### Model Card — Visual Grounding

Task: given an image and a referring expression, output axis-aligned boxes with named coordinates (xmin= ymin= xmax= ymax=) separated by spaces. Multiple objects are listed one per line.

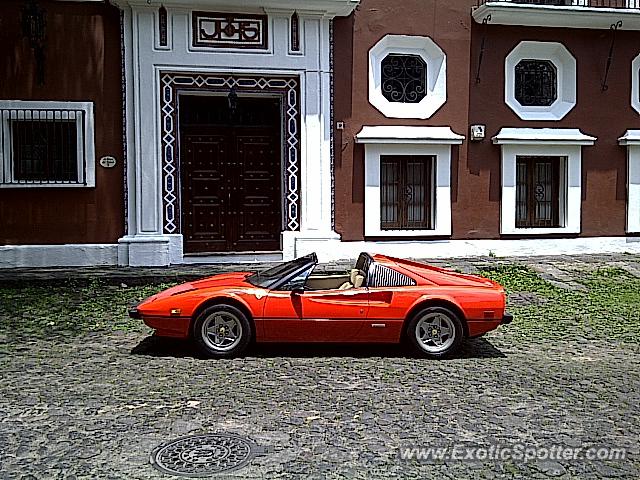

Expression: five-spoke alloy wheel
xmin=406 ymin=306 xmax=463 ymax=358
xmin=193 ymin=304 xmax=252 ymax=358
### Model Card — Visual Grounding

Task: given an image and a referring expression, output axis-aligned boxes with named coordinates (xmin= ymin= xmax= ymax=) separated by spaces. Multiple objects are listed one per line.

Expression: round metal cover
xmin=151 ymin=433 xmax=260 ymax=477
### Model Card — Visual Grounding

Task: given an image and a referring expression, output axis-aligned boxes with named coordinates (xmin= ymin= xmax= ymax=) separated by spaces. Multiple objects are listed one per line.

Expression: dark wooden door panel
xmin=180 ymin=134 xmax=229 ymax=252
xmin=179 ymin=95 xmax=282 ymax=254
xmin=234 ymin=133 xmax=280 ymax=251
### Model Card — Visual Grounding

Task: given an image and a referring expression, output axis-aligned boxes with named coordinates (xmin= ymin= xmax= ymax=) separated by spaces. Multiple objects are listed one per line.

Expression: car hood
xmin=142 ymin=272 xmax=253 ymax=304
xmin=190 ymin=272 xmax=253 ymax=289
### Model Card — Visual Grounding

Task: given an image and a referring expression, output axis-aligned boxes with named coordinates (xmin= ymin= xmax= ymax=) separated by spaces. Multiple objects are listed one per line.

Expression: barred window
xmin=515 ymin=59 xmax=558 ymax=107
xmin=516 ymin=156 xmax=562 ymax=228
xmin=380 ymin=155 xmax=434 ymax=230
xmin=381 ymin=54 xmax=427 ymax=104
xmin=0 ymin=101 xmax=95 ymax=187
xmin=12 ymin=120 xmax=78 ymax=182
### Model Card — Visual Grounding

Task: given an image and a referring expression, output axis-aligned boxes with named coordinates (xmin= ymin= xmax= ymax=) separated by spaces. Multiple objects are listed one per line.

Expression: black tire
xmin=193 ymin=304 xmax=252 ymax=358
xmin=405 ymin=306 xmax=464 ymax=358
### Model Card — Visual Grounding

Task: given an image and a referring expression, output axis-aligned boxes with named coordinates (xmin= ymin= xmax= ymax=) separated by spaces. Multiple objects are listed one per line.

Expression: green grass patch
xmin=0 ymin=280 xmax=179 ymax=339
xmin=478 ymin=264 xmax=640 ymax=342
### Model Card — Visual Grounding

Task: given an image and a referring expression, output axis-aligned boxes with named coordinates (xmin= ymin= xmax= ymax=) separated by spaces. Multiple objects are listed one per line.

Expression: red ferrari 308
xmin=130 ymin=253 xmax=512 ymax=358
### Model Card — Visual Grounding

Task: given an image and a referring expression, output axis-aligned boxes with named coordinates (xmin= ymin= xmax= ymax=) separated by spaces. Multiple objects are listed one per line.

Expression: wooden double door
xmin=179 ymin=95 xmax=282 ymax=253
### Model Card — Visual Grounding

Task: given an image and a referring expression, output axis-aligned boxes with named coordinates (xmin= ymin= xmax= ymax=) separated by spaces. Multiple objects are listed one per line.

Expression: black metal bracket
xmin=475 ymin=14 xmax=491 ymax=84
xmin=602 ymin=20 xmax=623 ymax=92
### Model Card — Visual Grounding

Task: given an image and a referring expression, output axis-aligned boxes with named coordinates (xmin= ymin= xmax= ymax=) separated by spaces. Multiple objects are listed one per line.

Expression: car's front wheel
xmin=406 ymin=306 xmax=463 ymax=358
xmin=193 ymin=304 xmax=252 ymax=358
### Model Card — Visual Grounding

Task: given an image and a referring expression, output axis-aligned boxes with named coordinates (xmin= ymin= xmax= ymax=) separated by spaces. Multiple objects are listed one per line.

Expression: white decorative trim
xmin=120 ymin=6 xmax=337 ymax=265
xmin=493 ymin=127 xmax=596 ymax=145
xmin=473 ymin=3 xmax=640 ymax=31
xmin=505 ymin=41 xmax=576 ymax=121
xmin=159 ymin=73 xmax=301 ymax=234
xmin=368 ymin=35 xmax=447 ymax=119
xmin=293 ymin=236 xmax=640 ymax=262
xmin=113 ymin=0 xmax=360 ymax=17
xmin=153 ymin=5 xmax=172 ymax=51
xmin=3 ymin=237 xmax=640 ymax=268
xmin=363 ymin=143 xmax=453 ymax=237
xmin=117 ymin=235 xmax=171 ymax=267
xmin=0 ymin=244 xmax=117 ymax=269
xmin=355 ymin=126 xmax=464 ymax=145
xmin=632 ymin=53 xmax=640 ymax=115
xmin=0 ymin=100 xmax=95 ymax=188
xmin=619 ymin=130 xmax=640 ymax=233
xmin=189 ymin=12 xmax=272 ymax=53
xmin=493 ymin=128 xmax=596 ymax=236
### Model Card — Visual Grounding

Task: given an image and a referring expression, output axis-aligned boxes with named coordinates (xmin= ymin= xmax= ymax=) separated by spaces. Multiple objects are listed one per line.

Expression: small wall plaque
xmin=99 ymin=156 xmax=117 ymax=168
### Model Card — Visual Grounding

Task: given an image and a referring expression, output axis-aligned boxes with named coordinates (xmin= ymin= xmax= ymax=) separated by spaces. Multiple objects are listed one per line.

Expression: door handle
xmin=228 ymin=192 xmax=231 ymax=204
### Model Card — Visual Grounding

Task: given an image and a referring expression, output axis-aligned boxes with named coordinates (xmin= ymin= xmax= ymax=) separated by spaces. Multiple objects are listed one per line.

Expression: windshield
xmin=246 ymin=253 xmax=317 ymax=289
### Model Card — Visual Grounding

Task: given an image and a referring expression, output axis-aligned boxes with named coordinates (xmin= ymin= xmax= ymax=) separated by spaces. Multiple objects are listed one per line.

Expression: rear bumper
xmin=501 ymin=312 xmax=514 ymax=325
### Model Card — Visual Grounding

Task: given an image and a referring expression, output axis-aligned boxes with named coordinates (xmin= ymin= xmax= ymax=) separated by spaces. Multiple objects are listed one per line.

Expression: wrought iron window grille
xmin=0 ymin=105 xmax=94 ymax=187
xmin=381 ymin=54 xmax=427 ymax=104
xmin=515 ymin=59 xmax=558 ymax=107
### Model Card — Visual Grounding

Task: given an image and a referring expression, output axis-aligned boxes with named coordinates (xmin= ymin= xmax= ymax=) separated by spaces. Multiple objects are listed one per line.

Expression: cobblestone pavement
xmin=1 ymin=255 xmax=640 ymax=479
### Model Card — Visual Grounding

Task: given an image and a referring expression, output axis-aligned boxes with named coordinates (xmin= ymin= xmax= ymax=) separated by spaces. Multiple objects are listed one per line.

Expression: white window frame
xmin=619 ymin=130 xmax=640 ymax=233
xmin=368 ymin=35 xmax=447 ymax=119
xmin=0 ymin=100 xmax=95 ymax=188
xmin=356 ymin=126 xmax=464 ymax=237
xmin=632 ymin=53 xmax=640 ymax=115
xmin=499 ymin=1 xmax=590 ymax=4
xmin=493 ymin=128 xmax=596 ymax=235
xmin=505 ymin=41 xmax=576 ymax=121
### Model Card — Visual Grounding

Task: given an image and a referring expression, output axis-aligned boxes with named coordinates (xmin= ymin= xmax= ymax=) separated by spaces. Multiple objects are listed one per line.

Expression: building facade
xmin=2 ymin=0 xmax=640 ymax=267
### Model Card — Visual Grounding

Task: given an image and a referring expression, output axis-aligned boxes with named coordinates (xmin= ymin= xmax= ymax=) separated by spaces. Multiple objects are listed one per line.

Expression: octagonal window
xmin=505 ymin=41 xmax=576 ymax=121
xmin=381 ymin=54 xmax=427 ymax=104
xmin=369 ymin=35 xmax=447 ymax=119
xmin=515 ymin=60 xmax=557 ymax=107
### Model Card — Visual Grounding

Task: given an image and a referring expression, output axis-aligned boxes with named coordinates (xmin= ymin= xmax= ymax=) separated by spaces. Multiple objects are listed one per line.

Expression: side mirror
xmin=291 ymin=287 xmax=305 ymax=296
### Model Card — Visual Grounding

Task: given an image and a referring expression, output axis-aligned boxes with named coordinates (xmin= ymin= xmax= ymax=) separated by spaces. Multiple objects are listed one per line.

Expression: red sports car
xmin=129 ymin=253 xmax=512 ymax=358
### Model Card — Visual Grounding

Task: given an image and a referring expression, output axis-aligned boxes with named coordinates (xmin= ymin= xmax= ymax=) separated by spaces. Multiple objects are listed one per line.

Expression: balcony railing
xmin=475 ymin=1 xmax=640 ymax=8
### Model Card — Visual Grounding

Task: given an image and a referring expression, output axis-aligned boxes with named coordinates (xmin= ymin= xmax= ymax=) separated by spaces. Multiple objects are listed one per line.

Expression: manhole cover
xmin=151 ymin=433 xmax=263 ymax=477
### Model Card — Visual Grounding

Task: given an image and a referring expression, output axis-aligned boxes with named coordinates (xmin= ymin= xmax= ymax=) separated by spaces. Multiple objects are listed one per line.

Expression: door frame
xmin=177 ymin=91 xmax=286 ymax=253
xmin=158 ymin=72 xmax=302 ymax=243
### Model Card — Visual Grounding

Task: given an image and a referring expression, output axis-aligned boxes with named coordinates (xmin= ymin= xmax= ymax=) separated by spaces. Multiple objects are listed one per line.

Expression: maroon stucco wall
xmin=468 ymin=24 xmax=637 ymax=238
xmin=0 ymin=0 xmax=124 ymax=245
xmin=333 ymin=0 xmax=638 ymax=241
xmin=334 ymin=0 xmax=473 ymax=241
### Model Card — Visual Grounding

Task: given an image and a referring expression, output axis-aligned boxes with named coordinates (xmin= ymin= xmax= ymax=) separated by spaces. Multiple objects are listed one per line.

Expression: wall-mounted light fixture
xmin=21 ymin=0 xmax=47 ymax=86
xmin=227 ymin=85 xmax=238 ymax=119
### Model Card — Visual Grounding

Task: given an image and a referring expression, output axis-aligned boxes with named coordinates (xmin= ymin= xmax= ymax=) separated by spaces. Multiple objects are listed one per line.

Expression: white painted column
xmin=118 ymin=6 xmax=171 ymax=266
xmin=619 ymin=131 xmax=640 ymax=233
xmin=299 ymin=16 xmax=334 ymax=234
xmin=286 ymin=15 xmax=341 ymax=261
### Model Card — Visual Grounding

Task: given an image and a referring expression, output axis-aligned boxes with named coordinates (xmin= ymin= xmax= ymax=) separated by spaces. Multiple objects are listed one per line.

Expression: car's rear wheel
xmin=406 ymin=306 xmax=463 ymax=358
xmin=193 ymin=304 xmax=251 ymax=358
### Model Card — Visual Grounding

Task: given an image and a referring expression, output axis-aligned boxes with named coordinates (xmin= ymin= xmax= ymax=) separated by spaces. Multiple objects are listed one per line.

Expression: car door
xmin=262 ymin=287 xmax=370 ymax=342
xmin=363 ymin=286 xmax=407 ymax=342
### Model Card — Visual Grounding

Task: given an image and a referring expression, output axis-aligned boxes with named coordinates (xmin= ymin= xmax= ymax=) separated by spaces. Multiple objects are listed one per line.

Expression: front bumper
xmin=501 ymin=312 xmax=513 ymax=325
xmin=128 ymin=307 xmax=141 ymax=319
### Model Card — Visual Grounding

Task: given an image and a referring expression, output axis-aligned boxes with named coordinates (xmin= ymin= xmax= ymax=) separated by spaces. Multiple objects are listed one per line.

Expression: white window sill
xmin=0 ymin=183 xmax=94 ymax=189
xmin=502 ymin=226 xmax=580 ymax=236
xmin=366 ymin=227 xmax=452 ymax=237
